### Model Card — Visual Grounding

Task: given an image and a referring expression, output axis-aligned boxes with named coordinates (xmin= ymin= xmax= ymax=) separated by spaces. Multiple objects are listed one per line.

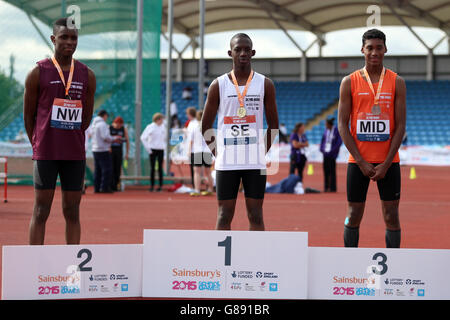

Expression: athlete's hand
xmin=357 ymin=160 xmax=376 ymax=178
xmin=370 ymin=162 xmax=389 ymax=181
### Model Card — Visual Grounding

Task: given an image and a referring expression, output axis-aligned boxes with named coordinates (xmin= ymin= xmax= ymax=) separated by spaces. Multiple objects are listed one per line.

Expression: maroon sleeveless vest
xmin=33 ymin=58 xmax=89 ymax=160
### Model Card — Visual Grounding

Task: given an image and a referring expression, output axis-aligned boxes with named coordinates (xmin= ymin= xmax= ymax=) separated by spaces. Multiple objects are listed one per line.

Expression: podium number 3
xmin=218 ymin=236 xmax=231 ymax=266
xmin=372 ymin=252 xmax=388 ymax=275
xmin=77 ymin=249 xmax=93 ymax=272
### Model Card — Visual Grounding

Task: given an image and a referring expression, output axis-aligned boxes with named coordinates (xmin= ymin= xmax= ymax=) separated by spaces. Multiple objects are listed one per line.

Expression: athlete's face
xmin=51 ymin=26 xmax=78 ymax=57
xmin=361 ymin=38 xmax=386 ymax=67
xmin=228 ymin=37 xmax=255 ymax=67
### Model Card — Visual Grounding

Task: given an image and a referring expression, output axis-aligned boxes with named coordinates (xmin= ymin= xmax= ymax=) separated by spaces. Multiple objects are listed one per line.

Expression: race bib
xmin=50 ymin=98 xmax=83 ymax=130
xmin=223 ymin=115 xmax=257 ymax=146
xmin=356 ymin=112 xmax=390 ymax=142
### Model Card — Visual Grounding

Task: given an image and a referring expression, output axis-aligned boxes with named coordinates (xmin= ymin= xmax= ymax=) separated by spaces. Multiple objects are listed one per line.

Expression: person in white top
xmin=189 ymin=110 xmax=214 ymax=196
xmin=185 ymin=106 xmax=198 ymax=189
xmin=140 ymin=113 xmax=166 ymax=192
xmin=201 ymin=33 xmax=279 ymax=231
xmin=91 ymin=110 xmax=121 ymax=193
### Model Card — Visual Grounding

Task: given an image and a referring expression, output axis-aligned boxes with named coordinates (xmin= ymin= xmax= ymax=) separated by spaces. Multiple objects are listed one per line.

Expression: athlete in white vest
xmin=201 ymin=33 xmax=279 ymax=231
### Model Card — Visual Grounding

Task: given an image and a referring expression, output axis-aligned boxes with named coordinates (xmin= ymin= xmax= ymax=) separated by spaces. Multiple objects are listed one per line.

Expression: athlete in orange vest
xmin=338 ymin=29 xmax=406 ymax=248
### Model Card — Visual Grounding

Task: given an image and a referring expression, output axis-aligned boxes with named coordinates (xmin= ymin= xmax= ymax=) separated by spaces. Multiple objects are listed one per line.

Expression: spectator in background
xmin=189 ymin=110 xmax=214 ymax=196
xmin=185 ymin=106 xmax=198 ymax=189
xmin=13 ymin=130 xmax=28 ymax=143
xmin=169 ymin=99 xmax=180 ymax=129
xmin=279 ymin=123 xmax=288 ymax=144
xmin=289 ymin=122 xmax=309 ymax=182
xmin=110 ymin=116 xmax=129 ymax=192
xmin=91 ymin=110 xmax=120 ymax=193
xmin=141 ymin=113 xmax=166 ymax=192
xmin=319 ymin=116 xmax=342 ymax=192
xmin=182 ymin=86 xmax=192 ymax=100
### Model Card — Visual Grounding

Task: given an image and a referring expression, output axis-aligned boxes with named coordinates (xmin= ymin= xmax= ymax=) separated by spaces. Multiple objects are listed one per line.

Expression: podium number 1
xmin=218 ymin=236 xmax=231 ymax=266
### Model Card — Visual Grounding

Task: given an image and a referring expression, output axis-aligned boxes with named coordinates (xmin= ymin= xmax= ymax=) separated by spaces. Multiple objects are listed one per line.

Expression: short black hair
xmin=53 ymin=17 xmax=78 ymax=35
xmin=362 ymin=29 xmax=386 ymax=46
xmin=97 ymin=110 xmax=108 ymax=117
xmin=230 ymin=33 xmax=252 ymax=49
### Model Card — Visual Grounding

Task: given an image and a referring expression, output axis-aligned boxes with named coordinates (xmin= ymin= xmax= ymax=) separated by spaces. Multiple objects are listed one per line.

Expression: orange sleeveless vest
xmin=349 ymin=68 xmax=400 ymax=163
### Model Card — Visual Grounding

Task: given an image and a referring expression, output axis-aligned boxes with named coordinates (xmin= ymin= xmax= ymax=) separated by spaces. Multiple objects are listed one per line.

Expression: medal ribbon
xmin=51 ymin=56 xmax=74 ymax=99
xmin=363 ymin=66 xmax=385 ymax=105
xmin=230 ymin=69 xmax=254 ymax=108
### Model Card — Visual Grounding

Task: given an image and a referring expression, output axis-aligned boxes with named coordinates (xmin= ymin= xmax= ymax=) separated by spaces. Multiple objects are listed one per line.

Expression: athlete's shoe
xmin=190 ymin=192 xmax=200 ymax=197
xmin=200 ymin=191 xmax=213 ymax=196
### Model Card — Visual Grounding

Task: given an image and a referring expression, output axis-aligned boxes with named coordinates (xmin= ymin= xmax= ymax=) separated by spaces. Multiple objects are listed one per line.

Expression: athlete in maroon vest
xmin=23 ymin=17 xmax=96 ymax=245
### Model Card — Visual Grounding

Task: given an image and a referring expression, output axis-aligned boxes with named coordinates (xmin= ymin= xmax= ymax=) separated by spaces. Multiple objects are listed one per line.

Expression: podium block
xmin=142 ymin=230 xmax=308 ymax=299
xmin=2 ymin=244 xmax=142 ymax=300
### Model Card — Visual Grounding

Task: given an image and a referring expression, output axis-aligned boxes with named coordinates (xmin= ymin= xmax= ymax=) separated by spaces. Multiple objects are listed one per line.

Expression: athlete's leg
xmin=215 ymin=170 xmax=240 ymax=230
xmin=381 ymin=200 xmax=401 ymax=248
xmin=29 ymin=189 xmax=55 ymax=245
xmin=344 ymin=163 xmax=370 ymax=247
xmin=61 ymin=190 xmax=82 ymax=244
xmin=216 ymin=199 xmax=237 ymax=230
xmin=29 ymin=160 xmax=57 ymax=245
xmin=59 ymin=160 xmax=85 ymax=244
xmin=377 ymin=163 xmax=401 ymax=248
xmin=244 ymin=198 xmax=265 ymax=231
xmin=242 ymin=170 xmax=266 ymax=231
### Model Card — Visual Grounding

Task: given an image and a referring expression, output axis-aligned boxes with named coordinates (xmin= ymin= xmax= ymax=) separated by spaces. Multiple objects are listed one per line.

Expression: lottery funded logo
xmin=89 ymin=274 xmax=108 ymax=282
xmin=231 ymin=270 xmax=253 ymax=279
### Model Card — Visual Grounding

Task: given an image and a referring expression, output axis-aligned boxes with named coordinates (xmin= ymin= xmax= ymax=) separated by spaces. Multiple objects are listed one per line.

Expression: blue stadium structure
xmin=1 ymin=80 xmax=449 ymax=147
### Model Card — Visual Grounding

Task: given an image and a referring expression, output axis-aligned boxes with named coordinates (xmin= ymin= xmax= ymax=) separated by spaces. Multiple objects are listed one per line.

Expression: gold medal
xmin=371 ymin=104 xmax=381 ymax=115
xmin=237 ymin=107 xmax=246 ymax=118
xmin=230 ymin=69 xmax=254 ymax=119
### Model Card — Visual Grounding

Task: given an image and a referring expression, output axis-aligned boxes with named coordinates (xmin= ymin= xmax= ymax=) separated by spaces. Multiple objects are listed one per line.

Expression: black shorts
xmin=33 ymin=160 xmax=86 ymax=191
xmin=191 ymin=152 xmax=213 ymax=167
xmin=347 ymin=162 xmax=401 ymax=202
xmin=216 ymin=169 xmax=266 ymax=201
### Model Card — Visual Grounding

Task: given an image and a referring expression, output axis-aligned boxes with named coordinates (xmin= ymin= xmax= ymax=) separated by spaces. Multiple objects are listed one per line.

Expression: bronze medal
xmin=371 ymin=104 xmax=381 ymax=115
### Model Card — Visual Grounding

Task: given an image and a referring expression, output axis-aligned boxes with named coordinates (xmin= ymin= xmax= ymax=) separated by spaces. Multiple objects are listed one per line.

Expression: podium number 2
xmin=372 ymin=252 xmax=388 ymax=275
xmin=77 ymin=248 xmax=93 ymax=272
xmin=218 ymin=236 xmax=231 ymax=266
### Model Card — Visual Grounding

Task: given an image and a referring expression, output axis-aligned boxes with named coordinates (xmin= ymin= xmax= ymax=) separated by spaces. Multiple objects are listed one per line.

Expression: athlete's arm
xmin=371 ymin=75 xmax=406 ymax=181
xmin=264 ymin=77 xmax=279 ymax=154
xmin=23 ymin=66 xmax=40 ymax=144
xmin=338 ymin=75 xmax=375 ymax=178
xmin=82 ymin=68 xmax=96 ymax=131
xmin=201 ymin=79 xmax=219 ymax=157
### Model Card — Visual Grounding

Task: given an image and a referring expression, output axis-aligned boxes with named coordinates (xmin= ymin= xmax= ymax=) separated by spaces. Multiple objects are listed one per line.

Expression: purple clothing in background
xmin=290 ymin=132 xmax=308 ymax=163
xmin=319 ymin=126 xmax=342 ymax=159
xmin=33 ymin=58 xmax=89 ymax=160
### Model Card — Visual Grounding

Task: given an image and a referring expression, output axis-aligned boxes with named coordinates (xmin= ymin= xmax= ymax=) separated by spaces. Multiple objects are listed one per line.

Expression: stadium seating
xmin=1 ymin=80 xmax=449 ymax=147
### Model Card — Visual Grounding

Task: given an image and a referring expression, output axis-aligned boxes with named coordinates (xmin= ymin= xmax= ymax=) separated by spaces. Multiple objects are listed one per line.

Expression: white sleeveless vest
xmin=215 ymin=71 xmax=266 ymax=171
